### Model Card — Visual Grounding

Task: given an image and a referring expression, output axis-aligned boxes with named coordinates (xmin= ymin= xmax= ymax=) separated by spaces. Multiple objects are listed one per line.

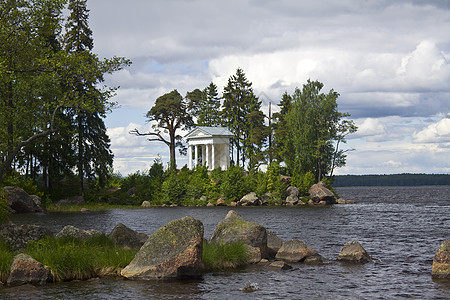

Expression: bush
xmin=292 ymin=171 xmax=316 ymax=196
xmin=0 ymin=189 xmax=10 ymax=224
xmin=202 ymin=241 xmax=249 ymax=271
xmin=220 ymin=165 xmax=251 ymax=203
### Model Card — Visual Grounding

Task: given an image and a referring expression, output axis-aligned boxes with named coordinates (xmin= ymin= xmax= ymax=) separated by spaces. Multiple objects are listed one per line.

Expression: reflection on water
xmin=2 ymin=186 xmax=450 ymax=299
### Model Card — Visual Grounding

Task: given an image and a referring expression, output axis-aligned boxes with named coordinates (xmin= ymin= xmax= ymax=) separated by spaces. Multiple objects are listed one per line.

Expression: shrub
xmin=292 ymin=171 xmax=316 ymax=196
xmin=202 ymin=240 xmax=249 ymax=271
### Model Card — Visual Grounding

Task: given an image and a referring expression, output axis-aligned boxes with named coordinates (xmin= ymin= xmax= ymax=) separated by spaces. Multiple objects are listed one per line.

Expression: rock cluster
xmin=432 ymin=240 xmax=450 ymax=279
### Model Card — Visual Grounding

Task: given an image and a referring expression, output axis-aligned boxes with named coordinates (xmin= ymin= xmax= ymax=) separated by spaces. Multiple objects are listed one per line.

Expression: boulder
xmin=7 ymin=254 xmax=53 ymax=286
xmin=432 ymin=240 xmax=450 ymax=279
xmin=337 ymin=241 xmax=371 ymax=263
xmin=141 ymin=201 xmax=151 ymax=207
xmin=0 ymin=222 xmax=52 ymax=251
xmin=266 ymin=230 xmax=283 ymax=258
xmin=308 ymin=182 xmax=336 ymax=204
xmin=206 ymin=202 xmax=215 ymax=207
xmin=275 ymin=239 xmax=322 ymax=263
xmin=210 ymin=210 xmax=269 ymax=260
xmin=246 ymin=245 xmax=262 ymax=264
xmin=56 ymin=225 xmax=103 ymax=240
xmin=337 ymin=198 xmax=346 ymax=204
xmin=3 ymin=186 xmax=44 ymax=213
xmin=238 ymin=192 xmax=260 ymax=206
xmin=121 ymin=216 xmax=204 ymax=280
xmin=108 ymin=223 xmax=148 ymax=249
xmin=286 ymin=186 xmax=300 ymax=198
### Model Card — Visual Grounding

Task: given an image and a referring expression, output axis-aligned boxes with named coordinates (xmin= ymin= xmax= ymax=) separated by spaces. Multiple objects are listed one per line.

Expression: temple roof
xmin=184 ymin=126 xmax=233 ymax=140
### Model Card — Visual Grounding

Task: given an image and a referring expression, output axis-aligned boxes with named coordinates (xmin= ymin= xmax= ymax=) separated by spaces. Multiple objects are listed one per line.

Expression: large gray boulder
xmin=0 ymin=222 xmax=52 ymax=251
xmin=56 ymin=225 xmax=103 ymax=240
xmin=121 ymin=216 xmax=204 ymax=280
xmin=432 ymin=240 xmax=450 ymax=279
xmin=108 ymin=223 xmax=148 ymax=249
xmin=337 ymin=241 xmax=371 ymax=263
xmin=275 ymin=239 xmax=322 ymax=263
xmin=3 ymin=186 xmax=44 ymax=213
xmin=210 ymin=210 xmax=269 ymax=260
xmin=308 ymin=181 xmax=336 ymax=204
xmin=7 ymin=253 xmax=53 ymax=286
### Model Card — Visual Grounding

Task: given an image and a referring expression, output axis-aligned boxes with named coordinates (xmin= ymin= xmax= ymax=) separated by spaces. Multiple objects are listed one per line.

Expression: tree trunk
xmin=77 ymin=113 xmax=84 ymax=196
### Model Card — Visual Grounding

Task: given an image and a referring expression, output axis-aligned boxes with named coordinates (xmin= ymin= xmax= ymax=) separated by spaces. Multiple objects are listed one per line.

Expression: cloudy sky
xmin=86 ymin=0 xmax=450 ymax=175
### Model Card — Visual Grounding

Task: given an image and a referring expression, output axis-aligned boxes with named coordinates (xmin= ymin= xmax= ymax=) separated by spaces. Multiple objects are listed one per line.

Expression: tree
xmin=131 ymin=90 xmax=194 ymax=170
xmin=284 ymin=79 xmax=356 ymax=181
xmin=0 ymin=0 xmax=130 ymax=187
xmin=0 ymin=0 xmax=66 ymax=185
xmin=197 ymin=82 xmax=221 ymax=126
xmin=221 ymin=68 xmax=267 ymax=168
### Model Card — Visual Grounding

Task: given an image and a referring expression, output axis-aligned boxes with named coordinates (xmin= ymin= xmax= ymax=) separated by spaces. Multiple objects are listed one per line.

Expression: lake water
xmin=2 ymin=186 xmax=449 ymax=299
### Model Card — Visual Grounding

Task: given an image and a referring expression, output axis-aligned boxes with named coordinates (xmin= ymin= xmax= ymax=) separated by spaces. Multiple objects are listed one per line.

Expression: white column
xmin=205 ymin=144 xmax=210 ymax=170
xmin=189 ymin=145 xmax=192 ymax=169
xmin=225 ymin=144 xmax=230 ymax=170
xmin=194 ymin=145 xmax=198 ymax=169
xmin=212 ymin=144 xmax=216 ymax=170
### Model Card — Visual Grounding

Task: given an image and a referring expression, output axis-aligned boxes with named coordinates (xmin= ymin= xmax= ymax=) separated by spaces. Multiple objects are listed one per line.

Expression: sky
xmin=86 ymin=0 xmax=450 ymax=176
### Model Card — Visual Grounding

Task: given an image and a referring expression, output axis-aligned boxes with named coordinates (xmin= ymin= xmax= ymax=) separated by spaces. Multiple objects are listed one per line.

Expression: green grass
xmin=46 ymin=203 xmax=141 ymax=212
xmin=24 ymin=235 xmax=138 ymax=282
xmin=0 ymin=239 xmax=15 ymax=282
xmin=202 ymin=241 xmax=249 ymax=271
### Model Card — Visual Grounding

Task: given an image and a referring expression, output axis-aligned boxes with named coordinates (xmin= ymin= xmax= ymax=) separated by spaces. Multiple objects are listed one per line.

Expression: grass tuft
xmin=0 ymin=239 xmax=14 ymax=282
xmin=202 ymin=240 xmax=249 ymax=271
xmin=24 ymin=235 xmax=137 ymax=282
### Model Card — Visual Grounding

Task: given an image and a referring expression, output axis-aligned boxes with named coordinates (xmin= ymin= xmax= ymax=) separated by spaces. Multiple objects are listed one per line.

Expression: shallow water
xmin=2 ymin=186 xmax=450 ymax=299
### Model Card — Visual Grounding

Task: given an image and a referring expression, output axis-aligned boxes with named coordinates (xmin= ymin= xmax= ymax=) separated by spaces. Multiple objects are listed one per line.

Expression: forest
xmin=332 ymin=174 xmax=450 ymax=187
xmin=0 ymin=0 xmax=356 ymax=206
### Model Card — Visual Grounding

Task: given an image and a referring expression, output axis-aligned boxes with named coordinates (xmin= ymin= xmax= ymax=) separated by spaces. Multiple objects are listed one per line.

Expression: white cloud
xmin=413 ymin=117 xmax=450 ymax=143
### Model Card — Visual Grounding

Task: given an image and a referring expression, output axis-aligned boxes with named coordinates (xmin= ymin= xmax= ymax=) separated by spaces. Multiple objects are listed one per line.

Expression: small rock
xmin=80 ymin=208 xmax=89 ymax=212
xmin=206 ymin=202 xmax=215 ymax=207
xmin=286 ymin=186 xmax=300 ymax=198
xmin=239 ymin=192 xmax=260 ymax=206
xmin=338 ymin=241 xmax=371 ymax=263
xmin=216 ymin=198 xmax=227 ymax=206
xmin=229 ymin=201 xmax=238 ymax=207
xmin=240 ymin=282 xmax=260 ymax=293
xmin=337 ymin=198 xmax=346 ymax=204
xmin=269 ymin=260 xmax=292 ymax=270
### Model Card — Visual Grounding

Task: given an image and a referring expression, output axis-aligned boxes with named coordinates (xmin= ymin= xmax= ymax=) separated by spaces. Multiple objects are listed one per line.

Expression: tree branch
xmin=129 ymin=128 xmax=170 ymax=146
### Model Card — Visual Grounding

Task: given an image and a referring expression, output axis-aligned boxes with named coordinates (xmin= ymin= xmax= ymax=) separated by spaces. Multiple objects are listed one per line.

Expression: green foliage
xmin=292 ymin=171 xmax=316 ymax=196
xmin=24 ymin=235 xmax=137 ymax=282
xmin=2 ymin=171 xmax=43 ymax=197
xmin=202 ymin=241 xmax=249 ymax=271
xmin=220 ymin=165 xmax=251 ymax=203
xmin=0 ymin=189 xmax=10 ymax=224
xmin=265 ymin=161 xmax=287 ymax=199
xmin=161 ymin=168 xmax=189 ymax=205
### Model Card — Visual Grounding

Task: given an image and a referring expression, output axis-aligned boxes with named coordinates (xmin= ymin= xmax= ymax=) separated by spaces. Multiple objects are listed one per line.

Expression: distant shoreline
xmin=332 ymin=174 xmax=450 ymax=187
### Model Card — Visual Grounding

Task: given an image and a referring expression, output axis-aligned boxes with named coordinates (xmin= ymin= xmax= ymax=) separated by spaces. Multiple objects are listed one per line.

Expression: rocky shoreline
xmin=1 ymin=210 xmax=448 ymax=287
xmin=2 ymin=182 xmax=356 ymax=214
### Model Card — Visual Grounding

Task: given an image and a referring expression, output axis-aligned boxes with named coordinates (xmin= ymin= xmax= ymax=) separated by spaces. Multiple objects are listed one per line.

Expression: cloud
xmin=413 ymin=117 xmax=450 ymax=143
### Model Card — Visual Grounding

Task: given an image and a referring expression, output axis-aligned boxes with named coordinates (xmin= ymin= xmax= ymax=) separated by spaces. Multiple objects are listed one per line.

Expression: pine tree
xmin=64 ymin=0 xmax=113 ymax=194
xmin=221 ymin=68 xmax=267 ymax=168
xmin=197 ymin=82 xmax=221 ymax=126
